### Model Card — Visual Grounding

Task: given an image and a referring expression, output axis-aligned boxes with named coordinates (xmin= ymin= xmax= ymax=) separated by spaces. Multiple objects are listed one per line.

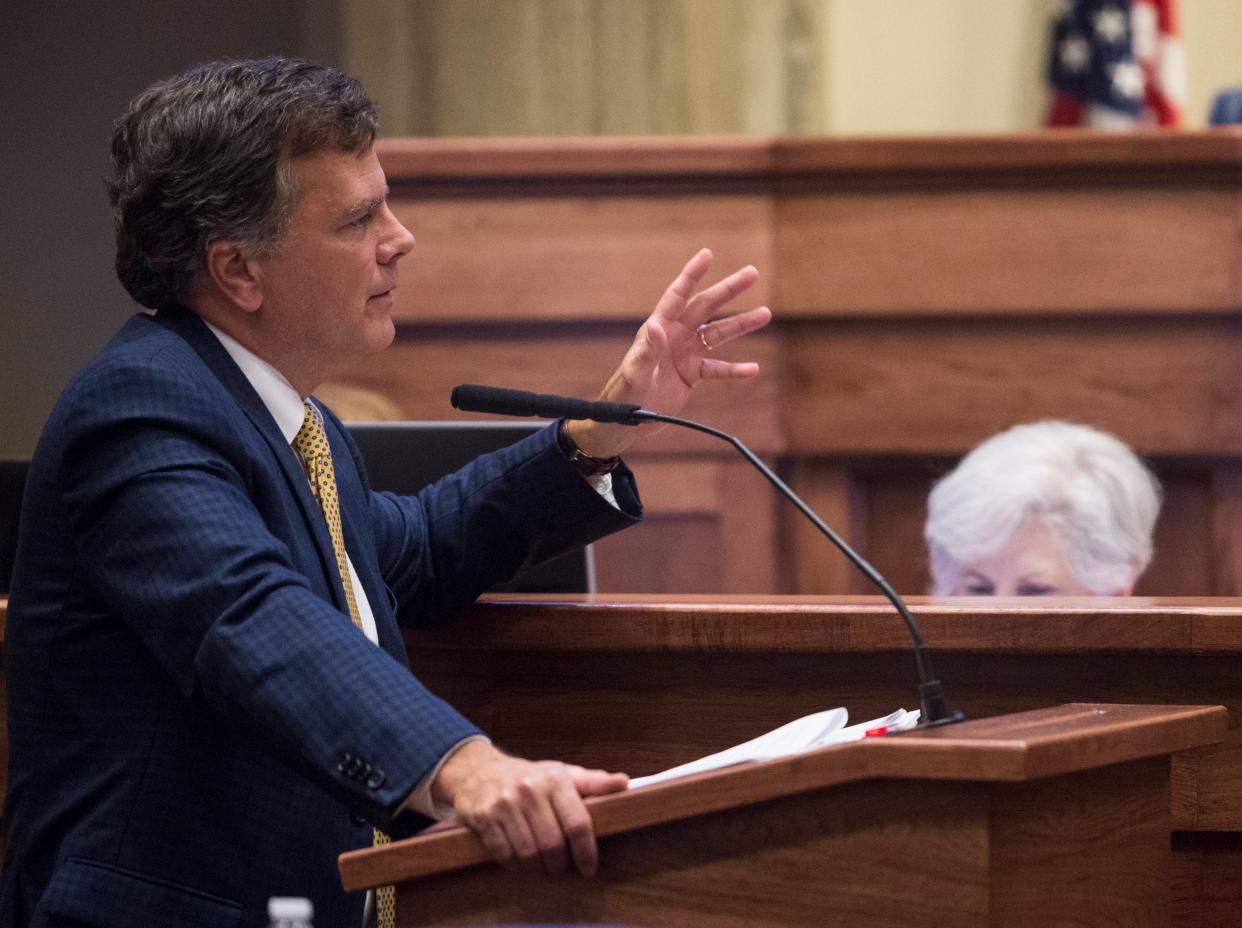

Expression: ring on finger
xmin=697 ymin=323 xmax=713 ymax=351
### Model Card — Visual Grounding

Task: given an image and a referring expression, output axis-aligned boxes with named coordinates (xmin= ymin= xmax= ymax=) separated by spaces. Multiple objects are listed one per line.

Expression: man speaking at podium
xmin=0 ymin=58 xmax=770 ymax=927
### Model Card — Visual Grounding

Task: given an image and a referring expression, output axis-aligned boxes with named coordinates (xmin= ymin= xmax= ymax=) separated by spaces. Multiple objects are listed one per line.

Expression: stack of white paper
xmin=628 ymin=707 xmax=921 ymax=789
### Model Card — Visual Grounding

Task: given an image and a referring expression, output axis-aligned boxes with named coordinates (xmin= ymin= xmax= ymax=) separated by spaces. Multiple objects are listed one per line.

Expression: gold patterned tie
xmin=293 ymin=401 xmax=396 ymax=928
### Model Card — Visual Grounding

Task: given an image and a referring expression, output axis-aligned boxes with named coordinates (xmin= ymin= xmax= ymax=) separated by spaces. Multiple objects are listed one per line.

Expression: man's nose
xmin=378 ymin=206 xmax=415 ymax=263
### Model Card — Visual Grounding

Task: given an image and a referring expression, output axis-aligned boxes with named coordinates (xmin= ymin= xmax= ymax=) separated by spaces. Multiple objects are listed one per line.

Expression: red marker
xmin=865 ymin=726 xmax=888 ymax=738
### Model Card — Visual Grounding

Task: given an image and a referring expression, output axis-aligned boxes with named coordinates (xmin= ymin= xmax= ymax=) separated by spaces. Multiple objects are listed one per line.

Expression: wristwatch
xmin=556 ymin=419 xmax=621 ymax=476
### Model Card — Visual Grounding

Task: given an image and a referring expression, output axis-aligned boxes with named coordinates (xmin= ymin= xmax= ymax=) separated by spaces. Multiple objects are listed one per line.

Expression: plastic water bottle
xmin=267 ymin=896 xmax=313 ymax=928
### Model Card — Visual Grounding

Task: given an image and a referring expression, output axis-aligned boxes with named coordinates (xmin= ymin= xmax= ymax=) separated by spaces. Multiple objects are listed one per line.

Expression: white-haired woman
xmin=924 ymin=421 xmax=1162 ymax=596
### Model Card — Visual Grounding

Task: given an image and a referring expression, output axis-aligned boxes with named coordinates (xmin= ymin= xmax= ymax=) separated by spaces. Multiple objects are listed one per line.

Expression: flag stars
xmin=1059 ymin=35 xmax=1091 ymax=72
xmin=1094 ymin=6 xmax=1128 ymax=43
xmin=1110 ymin=60 xmax=1145 ymax=99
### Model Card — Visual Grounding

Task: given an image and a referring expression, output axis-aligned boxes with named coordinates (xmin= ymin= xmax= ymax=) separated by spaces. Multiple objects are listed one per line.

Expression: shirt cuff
xmin=401 ymin=734 xmax=492 ymax=821
xmin=588 ymin=471 xmax=619 ymax=509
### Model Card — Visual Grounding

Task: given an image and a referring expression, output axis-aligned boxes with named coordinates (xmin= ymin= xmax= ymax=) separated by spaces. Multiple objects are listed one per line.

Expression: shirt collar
xmin=203 ymin=322 xmax=306 ymax=444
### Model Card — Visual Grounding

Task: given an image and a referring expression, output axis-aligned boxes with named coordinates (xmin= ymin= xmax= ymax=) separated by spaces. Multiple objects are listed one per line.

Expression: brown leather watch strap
xmin=556 ymin=419 xmax=621 ymax=476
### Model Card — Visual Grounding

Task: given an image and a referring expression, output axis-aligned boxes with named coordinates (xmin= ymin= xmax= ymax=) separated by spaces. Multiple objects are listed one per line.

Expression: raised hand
xmin=568 ymin=248 xmax=771 ymax=458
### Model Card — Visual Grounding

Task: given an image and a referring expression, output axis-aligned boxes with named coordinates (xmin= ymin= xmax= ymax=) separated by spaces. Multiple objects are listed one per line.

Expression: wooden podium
xmin=340 ymin=703 xmax=1224 ymax=928
xmin=398 ymin=594 xmax=1242 ymax=926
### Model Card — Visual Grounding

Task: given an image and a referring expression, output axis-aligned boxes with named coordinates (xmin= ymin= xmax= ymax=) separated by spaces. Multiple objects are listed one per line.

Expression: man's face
xmin=252 ymin=145 xmax=414 ymax=390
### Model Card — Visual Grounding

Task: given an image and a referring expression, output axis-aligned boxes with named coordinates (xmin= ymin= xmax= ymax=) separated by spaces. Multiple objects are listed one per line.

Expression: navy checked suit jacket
xmin=0 ymin=306 xmax=641 ymax=928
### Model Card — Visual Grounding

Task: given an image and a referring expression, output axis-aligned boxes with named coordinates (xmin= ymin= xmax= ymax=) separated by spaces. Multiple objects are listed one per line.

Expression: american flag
xmin=1047 ymin=0 xmax=1185 ymax=127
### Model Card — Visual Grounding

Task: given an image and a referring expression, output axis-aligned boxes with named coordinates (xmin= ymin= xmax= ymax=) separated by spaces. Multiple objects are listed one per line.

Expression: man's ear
xmin=204 ymin=239 xmax=263 ymax=313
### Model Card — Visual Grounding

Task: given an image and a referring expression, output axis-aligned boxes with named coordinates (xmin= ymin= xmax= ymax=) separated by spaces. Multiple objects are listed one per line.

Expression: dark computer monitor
xmin=0 ymin=460 xmax=30 ymax=594
xmin=345 ymin=421 xmax=594 ymax=594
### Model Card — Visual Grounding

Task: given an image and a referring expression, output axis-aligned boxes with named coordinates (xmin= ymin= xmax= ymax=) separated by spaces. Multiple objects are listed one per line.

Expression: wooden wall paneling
xmin=773 ymin=186 xmax=1241 ymax=315
xmin=386 ymin=191 xmax=775 ymax=323
xmin=1172 ymin=835 xmax=1242 ymax=928
xmin=714 ymin=457 xmax=782 ymax=594
xmin=592 ymin=513 xmax=721 ymax=593
xmin=783 ymin=459 xmax=865 ymax=594
xmin=857 ymin=463 xmax=943 ymax=596
xmin=780 ymin=316 xmax=1242 ymax=457
xmin=351 ymin=133 xmax=1242 ymax=595
xmin=588 ymin=455 xmax=782 ymax=593
xmin=321 ymin=330 xmax=785 ymax=455
xmin=1135 ymin=465 xmax=1215 ymax=596
xmin=591 ymin=455 xmax=725 ymax=593
xmin=988 ymin=757 xmax=1171 ymax=927
xmin=1210 ymin=463 xmax=1242 ymax=596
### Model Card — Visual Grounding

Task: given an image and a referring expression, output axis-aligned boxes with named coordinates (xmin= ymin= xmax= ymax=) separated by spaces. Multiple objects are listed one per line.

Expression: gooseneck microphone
xmin=450 ymin=384 xmax=963 ymax=727
xmin=450 ymin=384 xmax=656 ymax=425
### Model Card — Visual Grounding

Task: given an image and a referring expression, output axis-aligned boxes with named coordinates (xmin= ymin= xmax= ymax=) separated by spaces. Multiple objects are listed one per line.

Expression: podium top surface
xmin=8 ymin=594 xmax=1242 ymax=652
xmin=338 ymin=702 xmax=1225 ymax=891
xmin=429 ymin=593 xmax=1242 ymax=654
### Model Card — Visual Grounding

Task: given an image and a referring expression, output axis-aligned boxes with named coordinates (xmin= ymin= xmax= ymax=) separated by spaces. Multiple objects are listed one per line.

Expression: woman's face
xmin=951 ymin=519 xmax=1130 ymax=596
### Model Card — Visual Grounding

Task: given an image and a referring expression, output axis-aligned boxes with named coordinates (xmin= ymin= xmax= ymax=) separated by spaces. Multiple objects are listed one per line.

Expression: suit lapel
xmin=150 ymin=307 xmax=351 ymax=618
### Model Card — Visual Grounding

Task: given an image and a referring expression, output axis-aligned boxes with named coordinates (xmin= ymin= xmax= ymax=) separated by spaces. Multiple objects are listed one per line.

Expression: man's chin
xmin=362 ymin=311 xmax=397 ymax=352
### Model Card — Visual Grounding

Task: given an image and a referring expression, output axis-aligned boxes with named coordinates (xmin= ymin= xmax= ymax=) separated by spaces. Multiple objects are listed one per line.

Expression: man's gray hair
xmin=108 ymin=57 xmax=378 ymax=311
xmin=924 ymin=420 xmax=1162 ymax=594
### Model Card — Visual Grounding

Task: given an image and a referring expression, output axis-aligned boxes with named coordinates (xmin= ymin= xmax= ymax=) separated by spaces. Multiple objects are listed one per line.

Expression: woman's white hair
xmin=924 ymin=421 xmax=1162 ymax=595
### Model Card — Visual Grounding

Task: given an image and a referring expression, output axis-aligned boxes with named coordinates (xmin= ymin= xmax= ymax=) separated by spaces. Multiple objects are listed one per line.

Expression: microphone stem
xmin=643 ymin=411 xmax=959 ymax=726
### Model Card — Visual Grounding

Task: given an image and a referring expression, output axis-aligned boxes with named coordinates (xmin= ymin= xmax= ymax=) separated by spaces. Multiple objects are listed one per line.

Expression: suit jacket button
xmin=350 ymin=811 xmax=369 ymax=826
xmin=366 ymin=769 xmax=386 ymax=790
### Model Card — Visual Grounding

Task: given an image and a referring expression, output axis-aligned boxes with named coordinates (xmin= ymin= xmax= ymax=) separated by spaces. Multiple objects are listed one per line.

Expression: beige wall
xmin=344 ymin=0 xmax=1242 ymax=136
xmin=825 ymin=0 xmax=1242 ymax=133
xmin=822 ymin=0 xmax=1050 ymax=133
xmin=1183 ymin=0 xmax=1242 ymax=127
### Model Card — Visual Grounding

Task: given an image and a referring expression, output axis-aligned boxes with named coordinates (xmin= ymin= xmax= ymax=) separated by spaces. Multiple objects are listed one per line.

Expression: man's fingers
xmin=697 ymin=305 xmax=771 ymax=352
xmin=454 ymin=758 xmax=626 ymax=878
xmin=568 ymin=766 xmax=630 ymax=796
xmin=466 ymin=813 xmax=520 ymax=869
xmin=700 ymin=358 xmax=761 ymax=380
xmin=687 ymin=265 xmax=759 ymax=322
xmin=655 ymin=249 xmax=714 ymax=316
xmin=494 ymin=801 xmax=544 ymax=871
xmin=520 ymin=774 xmax=573 ymax=875
xmin=549 ymin=786 xmax=600 ymax=877
xmin=668 ymin=248 xmax=714 ymax=299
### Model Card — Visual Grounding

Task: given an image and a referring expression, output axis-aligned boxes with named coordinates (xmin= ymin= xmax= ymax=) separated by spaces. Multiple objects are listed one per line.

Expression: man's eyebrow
xmin=339 ymin=186 xmax=390 ymax=222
